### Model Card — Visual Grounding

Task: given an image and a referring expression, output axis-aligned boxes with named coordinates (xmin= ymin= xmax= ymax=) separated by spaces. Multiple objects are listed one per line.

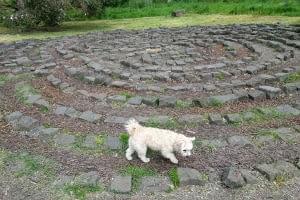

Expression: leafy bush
xmin=25 ymin=0 xmax=65 ymax=26
xmin=3 ymin=10 xmax=37 ymax=31
xmin=3 ymin=0 xmax=65 ymax=31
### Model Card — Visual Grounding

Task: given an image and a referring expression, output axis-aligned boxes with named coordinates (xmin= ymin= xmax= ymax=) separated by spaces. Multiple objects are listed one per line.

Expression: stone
xmin=283 ymin=82 xmax=300 ymax=93
xmin=5 ymin=111 xmax=23 ymax=122
xmin=171 ymin=9 xmax=185 ymax=17
xmin=139 ymin=176 xmax=171 ymax=193
xmin=200 ymin=139 xmax=228 ymax=148
xmin=203 ymin=84 xmax=217 ymax=91
xmin=75 ymin=171 xmax=101 ymax=186
xmin=47 ymin=75 xmax=61 ymax=86
xmin=59 ymin=83 xmax=70 ymax=90
xmin=127 ymin=96 xmax=142 ymax=105
xmin=65 ymin=107 xmax=80 ymax=118
xmin=209 ymin=94 xmax=239 ymax=105
xmin=105 ymin=136 xmax=121 ymax=150
xmin=248 ymin=90 xmax=266 ymax=101
xmin=79 ymin=111 xmax=102 ymax=123
xmin=53 ymin=175 xmax=74 ymax=187
xmin=245 ymin=65 xmax=262 ymax=74
xmin=33 ymin=99 xmax=50 ymax=109
xmin=83 ymin=135 xmax=97 ymax=148
xmin=275 ymin=104 xmax=300 ymax=116
xmin=147 ymin=116 xmax=172 ymax=125
xmin=243 ymin=112 xmax=256 ymax=121
xmin=12 ymin=116 xmax=39 ymax=130
xmin=240 ymin=169 xmax=259 ymax=184
xmin=54 ymin=134 xmax=76 ymax=146
xmin=142 ymin=96 xmax=159 ymax=106
xmin=88 ymin=61 xmax=103 ymax=71
xmin=25 ymin=94 xmax=41 ymax=104
xmin=222 ymin=167 xmax=246 ymax=188
xmin=15 ymin=57 xmax=31 ymax=65
xmin=111 ymin=81 xmax=128 ymax=88
xmin=104 ymin=116 xmax=128 ymax=124
xmin=54 ymin=105 xmax=68 ymax=115
xmin=177 ymin=167 xmax=207 ymax=186
xmin=95 ymin=74 xmax=112 ymax=85
xmin=107 ymin=95 xmax=127 ymax=103
xmin=258 ymin=85 xmax=281 ymax=99
xmin=29 ymin=126 xmax=59 ymax=141
xmin=208 ymin=113 xmax=224 ymax=125
xmin=276 ymin=127 xmax=300 ymax=142
xmin=293 ymin=100 xmax=300 ymax=110
xmin=141 ymin=53 xmax=153 ymax=64
xmin=110 ymin=175 xmax=131 ymax=193
xmin=224 ymin=113 xmax=242 ymax=124
xmin=227 ymin=135 xmax=252 ymax=147
xmin=178 ymin=114 xmax=205 ymax=124
xmin=84 ymin=76 xmax=96 ymax=84
xmin=159 ymin=96 xmax=177 ymax=107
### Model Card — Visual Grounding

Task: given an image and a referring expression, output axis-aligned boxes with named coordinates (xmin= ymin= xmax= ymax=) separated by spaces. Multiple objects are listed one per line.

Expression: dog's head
xmin=178 ymin=137 xmax=195 ymax=157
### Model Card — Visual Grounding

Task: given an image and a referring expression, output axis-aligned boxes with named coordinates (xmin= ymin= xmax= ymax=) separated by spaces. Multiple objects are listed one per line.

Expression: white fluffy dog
xmin=124 ymin=118 xmax=195 ymax=164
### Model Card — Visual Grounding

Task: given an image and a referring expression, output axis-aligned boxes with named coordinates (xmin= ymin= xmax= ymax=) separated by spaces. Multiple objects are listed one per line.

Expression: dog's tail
xmin=125 ymin=118 xmax=141 ymax=136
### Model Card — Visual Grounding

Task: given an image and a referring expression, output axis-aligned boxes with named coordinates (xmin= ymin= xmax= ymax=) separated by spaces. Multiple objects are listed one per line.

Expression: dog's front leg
xmin=161 ymin=151 xmax=178 ymax=164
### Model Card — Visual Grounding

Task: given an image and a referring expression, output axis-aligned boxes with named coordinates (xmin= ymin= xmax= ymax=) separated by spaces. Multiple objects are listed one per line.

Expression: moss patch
xmin=63 ymin=184 xmax=102 ymax=200
xmin=120 ymin=165 xmax=157 ymax=190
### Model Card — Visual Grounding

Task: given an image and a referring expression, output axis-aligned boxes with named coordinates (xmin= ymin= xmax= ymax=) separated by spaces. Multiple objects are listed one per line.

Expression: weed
xmin=120 ymin=165 xmax=157 ymax=190
xmin=175 ymin=100 xmax=191 ymax=108
xmin=215 ymin=72 xmax=225 ymax=80
xmin=208 ymin=98 xmax=223 ymax=107
xmin=120 ymin=91 xmax=134 ymax=99
xmin=119 ymin=132 xmax=129 ymax=149
xmin=256 ymin=130 xmax=280 ymax=140
xmin=145 ymin=117 xmax=180 ymax=129
xmin=168 ymin=167 xmax=179 ymax=188
xmin=39 ymin=106 xmax=49 ymax=113
xmin=64 ymin=184 xmax=102 ymax=200
xmin=283 ymin=72 xmax=300 ymax=83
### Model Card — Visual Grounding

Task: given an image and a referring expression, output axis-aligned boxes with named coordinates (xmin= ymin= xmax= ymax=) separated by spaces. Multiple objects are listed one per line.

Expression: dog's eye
xmin=183 ymin=150 xmax=187 ymax=152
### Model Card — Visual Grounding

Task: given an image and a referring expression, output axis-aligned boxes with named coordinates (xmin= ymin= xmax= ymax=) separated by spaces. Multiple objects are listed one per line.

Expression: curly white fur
xmin=124 ymin=118 xmax=195 ymax=164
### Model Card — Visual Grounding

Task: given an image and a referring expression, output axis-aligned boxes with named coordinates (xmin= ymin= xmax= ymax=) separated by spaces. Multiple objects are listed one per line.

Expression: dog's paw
xmin=141 ymin=157 xmax=150 ymax=163
xmin=171 ymin=158 xmax=178 ymax=164
xmin=126 ymin=155 xmax=133 ymax=161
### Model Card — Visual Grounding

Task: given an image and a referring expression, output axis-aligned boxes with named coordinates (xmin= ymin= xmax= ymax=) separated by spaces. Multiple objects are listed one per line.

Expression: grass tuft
xmin=120 ymin=165 xmax=157 ymax=190
xmin=63 ymin=184 xmax=102 ymax=200
xmin=168 ymin=167 xmax=179 ymax=188
xmin=283 ymin=72 xmax=300 ymax=83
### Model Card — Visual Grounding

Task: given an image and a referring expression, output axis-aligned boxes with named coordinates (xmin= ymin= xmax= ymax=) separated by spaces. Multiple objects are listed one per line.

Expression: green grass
xmin=119 ymin=132 xmax=129 ymax=150
xmin=1 ymin=14 xmax=299 ymax=43
xmin=15 ymin=82 xmax=37 ymax=102
xmin=215 ymin=72 xmax=225 ymax=80
xmin=208 ymin=98 xmax=223 ymax=107
xmin=145 ymin=117 xmax=181 ymax=129
xmin=4 ymin=152 xmax=56 ymax=178
xmin=104 ymin=0 xmax=300 ymax=19
xmin=120 ymin=165 xmax=157 ymax=190
xmin=168 ymin=167 xmax=179 ymax=188
xmin=283 ymin=72 xmax=300 ymax=83
xmin=120 ymin=91 xmax=134 ymax=99
xmin=256 ymin=129 xmax=281 ymax=140
xmin=175 ymin=100 xmax=191 ymax=108
xmin=63 ymin=184 xmax=102 ymax=200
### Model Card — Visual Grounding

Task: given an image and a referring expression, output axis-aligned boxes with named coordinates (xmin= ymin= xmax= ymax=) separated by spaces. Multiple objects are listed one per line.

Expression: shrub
xmin=3 ymin=0 xmax=65 ymax=31
xmin=25 ymin=0 xmax=65 ymax=26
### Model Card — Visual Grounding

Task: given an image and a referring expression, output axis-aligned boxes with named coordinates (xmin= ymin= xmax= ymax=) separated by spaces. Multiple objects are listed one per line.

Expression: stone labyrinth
xmin=0 ymin=24 xmax=300 ymax=199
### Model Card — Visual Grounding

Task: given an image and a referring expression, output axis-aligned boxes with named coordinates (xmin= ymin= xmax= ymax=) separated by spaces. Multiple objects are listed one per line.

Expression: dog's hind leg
xmin=136 ymin=145 xmax=150 ymax=163
xmin=161 ymin=150 xmax=178 ymax=164
xmin=126 ymin=147 xmax=135 ymax=160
